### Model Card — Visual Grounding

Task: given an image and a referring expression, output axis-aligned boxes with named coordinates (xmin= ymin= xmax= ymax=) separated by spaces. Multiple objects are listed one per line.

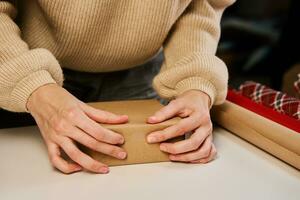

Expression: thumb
xmin=147 ymin=100 xmax=181 ymax=124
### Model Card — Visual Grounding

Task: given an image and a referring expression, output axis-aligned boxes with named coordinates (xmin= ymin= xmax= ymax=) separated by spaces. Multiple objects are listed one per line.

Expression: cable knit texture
xmin=0 ymin=0 xmax=234 ymax=112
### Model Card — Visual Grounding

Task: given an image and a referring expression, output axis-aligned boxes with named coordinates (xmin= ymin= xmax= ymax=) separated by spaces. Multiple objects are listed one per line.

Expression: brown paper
xmin=83 ymin=99 xmax=182 ymax=166
xmin=211 ymin=100 xmax=300 ymax=170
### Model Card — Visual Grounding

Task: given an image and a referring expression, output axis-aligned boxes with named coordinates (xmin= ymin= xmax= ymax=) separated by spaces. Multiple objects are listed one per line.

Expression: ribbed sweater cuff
xmin=10 ymin=70 xmax=57 ymax=112
xmin=175 ymin=77 xmax=217 ymax=108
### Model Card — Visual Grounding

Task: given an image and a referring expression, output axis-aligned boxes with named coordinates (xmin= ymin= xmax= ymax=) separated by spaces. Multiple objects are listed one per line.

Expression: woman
xmin=0 ymin=0 xmax=235 ymax=174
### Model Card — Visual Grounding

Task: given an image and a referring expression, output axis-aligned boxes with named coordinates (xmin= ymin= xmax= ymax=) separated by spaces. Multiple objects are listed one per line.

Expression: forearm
xmin=153 ymin=0 xmax=235 ymax=106
xmin=0 ymin=1 xmax=63 ymax=112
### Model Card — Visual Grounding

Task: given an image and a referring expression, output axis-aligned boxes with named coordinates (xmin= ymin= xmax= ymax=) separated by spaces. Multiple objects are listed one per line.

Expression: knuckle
xmin=212 ymin=151 xmax=217 ymax=159
xmin=179 ymin=109 xmax=191 ymax=117
xmin=90 ymin=162 xmax=101 ymax=171
xmin=50 ymin=156 xmax=72 ymax=174
xmin=207 ymin=122 xmax=213 ymax=131
xmin=49 ymin=155 xmax=57 ymax=165
xmin=205 ymin=117 xmax=213 ymax=128
xmin=186 ymin=155 xmax=195 ymax=162
xmin=189 ymin=116 xmax=200 ymax=127
xmin=211 ymin=146 xmax=217 ymax=156
xmin=108 ymin=146 xmax=120 ymax=157
xmin=157 ymin=133 xmax=166 ymax=141
xmin=52 ymin=119 xmax=66 ymax=132
xmin=194 ymin=112 xmax=203 ymax=120
xmin=49 ymin=133 xmax=59 ymax=142
xmin=190 ymin=138 xmax=201 ymax=150
xmin=95 ymin=131 xmax=105 ymax=141
xmin=200 ymin=159 xmax=209 ymax=164
xmin=62 ymin=168 xmax=73 ymax=174
xmin=207 ymin=129 xmax=213 ymax=138
xmin=177 ymin=124 xmax=188 ymax=135
xmin=69 ymin=150 xmax=79 ymax=161
xmin=100 ymin=114 xmax=109 ymax=123
xmin=63 ymin=107 xmax=78 ymax=120
xmin=202 ymin=146 xmax=211 ymax=158
xmin=84 ymin=123 xmax=95 ymax=133
xmin=166 ymin=146 xmax=176 ymax=154
xmin=200 ymin=113 xmax=210 ymax=123
xmin=88 ymin=124 xmax=104 ymax=140
xmin=87 ymin=139 xmax=98 ymax=149
xmin=168 ymin=147 xmax=176 ymax=154
xmin=180 ymin=155 xmax=190 ymax=162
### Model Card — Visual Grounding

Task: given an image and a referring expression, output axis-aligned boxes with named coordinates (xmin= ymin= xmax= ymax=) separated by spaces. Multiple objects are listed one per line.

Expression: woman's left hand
xmin=147 ymin=90 xmax=217 ymax=163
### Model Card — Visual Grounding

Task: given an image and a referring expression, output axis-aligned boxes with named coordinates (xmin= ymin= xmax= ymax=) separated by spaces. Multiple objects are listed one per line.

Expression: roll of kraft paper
xmin=211 ymin=90 xmax=300 ymax=170
xmin=82 ymin=99 xmax=182 ymax=166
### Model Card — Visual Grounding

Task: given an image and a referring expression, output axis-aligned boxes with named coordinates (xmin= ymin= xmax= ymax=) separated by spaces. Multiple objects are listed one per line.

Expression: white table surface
xmin=0 ymin=126 xmax=299 ymax=200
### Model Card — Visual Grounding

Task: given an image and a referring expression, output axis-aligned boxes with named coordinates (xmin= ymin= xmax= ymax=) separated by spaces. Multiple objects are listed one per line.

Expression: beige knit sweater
xmin=0 ymin=0 xmax=234 ymax=112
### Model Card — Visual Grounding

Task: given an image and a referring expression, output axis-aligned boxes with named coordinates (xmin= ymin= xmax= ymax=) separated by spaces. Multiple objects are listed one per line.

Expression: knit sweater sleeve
xmin=0 ymin=1 xmax=63 ymax=112
xmin=153 ymin=0 xmax=235 ymax=106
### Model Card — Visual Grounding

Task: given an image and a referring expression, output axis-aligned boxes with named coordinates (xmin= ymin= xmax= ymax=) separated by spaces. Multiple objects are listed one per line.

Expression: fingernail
xmin=118 ymin=137 xmax=125 ymax=144
xmin=74 ymin=165 xmax=82 ymax=171
xmin=121 ymin=115 xmax=128 ymax=119
xmin=147 ymin=136 xmax=156 ymax=143
xmin=118 ymin=152 xmax=127 ymax=159
xmin=169 ymin=155 xmax=176 ymax=160
xmin=160 ymin=144 xmax=167 ymax=152
xmin=100 ymin=167 xmax=109 ymax=174
xmin=149 ymin=116 xmax=157 ymax=122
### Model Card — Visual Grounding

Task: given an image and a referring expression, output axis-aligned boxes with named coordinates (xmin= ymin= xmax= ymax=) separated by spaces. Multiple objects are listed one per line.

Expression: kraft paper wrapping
xmin=211 ymin=100 xmax=300 ymax=170
xmin=83 ymin=99 xmax=182 ymax=166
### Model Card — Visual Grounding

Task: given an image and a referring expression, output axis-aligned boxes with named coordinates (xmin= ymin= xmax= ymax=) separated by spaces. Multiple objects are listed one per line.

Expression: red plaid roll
xmin=239 ymin=81 xmax=300 ymax=120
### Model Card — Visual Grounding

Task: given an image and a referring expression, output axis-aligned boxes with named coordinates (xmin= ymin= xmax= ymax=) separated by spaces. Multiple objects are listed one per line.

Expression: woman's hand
xmin=27 ymin=84 xmax=128 ymax=174
xmin=147 ymin=90 xmax=216 ymax=163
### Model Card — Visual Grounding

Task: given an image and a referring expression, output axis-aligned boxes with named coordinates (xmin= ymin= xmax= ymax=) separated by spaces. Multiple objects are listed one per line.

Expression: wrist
xmin=26 ymin=83 xmax=59 ymax=112
xmin=180 ymin=89 xmax=211 ymax=109
xmin=193 ymin=90 xmax=211 ymax=108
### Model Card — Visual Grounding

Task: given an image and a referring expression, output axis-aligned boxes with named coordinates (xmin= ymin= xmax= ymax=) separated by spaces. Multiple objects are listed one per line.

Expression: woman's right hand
xmin=27 ymin=84 xmax=128 ymax=174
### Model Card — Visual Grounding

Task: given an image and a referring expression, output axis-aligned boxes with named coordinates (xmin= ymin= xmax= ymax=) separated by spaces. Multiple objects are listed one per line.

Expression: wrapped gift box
xmin=83 ymin=99 xmax=182 ymax=166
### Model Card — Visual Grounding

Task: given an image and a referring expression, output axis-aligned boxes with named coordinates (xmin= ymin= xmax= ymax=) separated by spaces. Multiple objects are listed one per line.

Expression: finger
xmin=147 ymin=112 xmax=201 ymax=143
xmin=159 ymin=125 xmax=211 ymax=154
xmin=47 ymin=142 xmax=82 ymax=174
xmin=67 ymin=127 xmax=127 ymax=160
xmin=190 ymin=144 xmax=217 ymax=164
xmin=81 ymin=103 xmax=128 ymax=124
xmin=74 ymin=111 xmax=124 ymax=145
xmin=169 ymin=134 xmax=213 ymax=162
xmin=58 ymin=138 xmax=109 ymax=173
xmin=147 ymin=100 xmax=182 ymax=123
